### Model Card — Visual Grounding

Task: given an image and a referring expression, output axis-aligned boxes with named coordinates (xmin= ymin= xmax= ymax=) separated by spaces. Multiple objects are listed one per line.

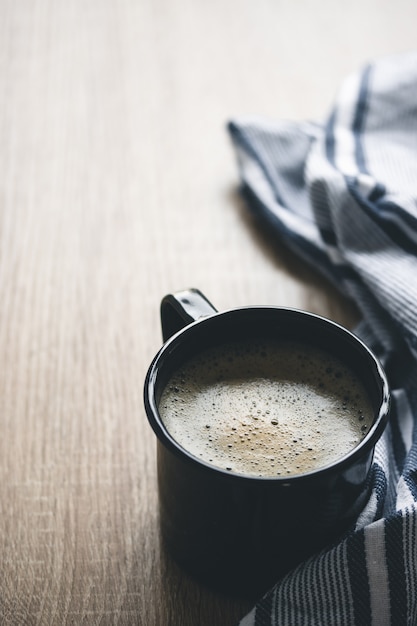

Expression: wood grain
xmin=1 ymin=1 xmax=416 ymax=624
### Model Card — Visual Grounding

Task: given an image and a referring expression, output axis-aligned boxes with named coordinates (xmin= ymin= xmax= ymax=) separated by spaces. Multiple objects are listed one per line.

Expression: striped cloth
xmin=228 ymin=52 xmax=417 ymax=626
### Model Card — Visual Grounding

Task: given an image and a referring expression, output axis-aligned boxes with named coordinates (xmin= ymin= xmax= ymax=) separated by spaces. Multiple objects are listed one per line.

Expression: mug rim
xmin=144 ymin=305 xmax=390 ymax=484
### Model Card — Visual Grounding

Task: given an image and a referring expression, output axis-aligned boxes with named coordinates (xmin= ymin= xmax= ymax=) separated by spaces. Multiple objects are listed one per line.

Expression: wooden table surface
xmin=1 ymin=1 xmax=416 ymax=624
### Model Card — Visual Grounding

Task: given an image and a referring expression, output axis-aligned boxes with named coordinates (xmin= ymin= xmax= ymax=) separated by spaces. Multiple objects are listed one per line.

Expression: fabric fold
xmin=229 ymin=51 xmax=417 ymax=626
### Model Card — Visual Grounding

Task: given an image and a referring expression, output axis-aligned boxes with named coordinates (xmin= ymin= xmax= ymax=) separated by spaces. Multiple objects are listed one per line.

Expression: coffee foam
xmin=159 ymin=339 xmax=374 ymax=477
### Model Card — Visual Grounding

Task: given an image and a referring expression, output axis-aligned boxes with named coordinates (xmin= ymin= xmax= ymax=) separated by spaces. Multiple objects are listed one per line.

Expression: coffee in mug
xmin=159 ymin=338 xmax=373 ymax=477
xmin=144 ymin=289 xmax=390 ymax=597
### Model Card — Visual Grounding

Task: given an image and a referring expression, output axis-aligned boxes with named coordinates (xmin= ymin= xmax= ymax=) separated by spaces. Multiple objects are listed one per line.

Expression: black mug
xmin=144 ymin=289 xmax=390 ymax=598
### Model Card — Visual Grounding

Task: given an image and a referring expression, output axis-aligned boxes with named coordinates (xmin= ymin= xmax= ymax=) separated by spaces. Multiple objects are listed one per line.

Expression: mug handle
xmin=160 ymin=288 xmax=218 ymax=342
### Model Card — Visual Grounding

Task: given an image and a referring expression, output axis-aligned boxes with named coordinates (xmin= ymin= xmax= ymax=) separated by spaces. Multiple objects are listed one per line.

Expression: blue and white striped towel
xmin=228 ymin=52 xmax=417 ymax=626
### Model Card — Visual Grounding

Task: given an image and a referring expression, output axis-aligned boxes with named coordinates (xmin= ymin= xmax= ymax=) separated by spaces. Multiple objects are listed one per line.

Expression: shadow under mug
xmin=144 ymin=289 xmax=390 ymax=598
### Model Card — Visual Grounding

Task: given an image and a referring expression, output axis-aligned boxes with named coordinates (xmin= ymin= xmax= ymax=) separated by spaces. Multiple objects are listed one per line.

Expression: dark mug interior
xmin=144 ymin=294 xmax=390 ymax=598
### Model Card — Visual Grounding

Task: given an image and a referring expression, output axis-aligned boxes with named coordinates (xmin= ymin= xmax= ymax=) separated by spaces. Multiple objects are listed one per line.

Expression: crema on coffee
xmin=158 ymin=339 xmax=374 ymax=477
